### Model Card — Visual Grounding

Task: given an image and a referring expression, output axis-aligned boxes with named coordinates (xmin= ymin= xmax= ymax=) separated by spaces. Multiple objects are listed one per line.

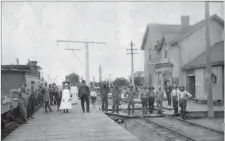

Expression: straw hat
xmin=179 ymin=86 xmax=185 ymax=90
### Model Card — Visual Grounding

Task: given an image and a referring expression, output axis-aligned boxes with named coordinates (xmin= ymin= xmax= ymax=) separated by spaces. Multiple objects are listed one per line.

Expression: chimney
xmin=30 ymin=61 xmax=37 ymax=67
xmin=16 ymin=58 xmax=19 ymax=65
xmin=181 ymin=15 xmax=190 ymax=26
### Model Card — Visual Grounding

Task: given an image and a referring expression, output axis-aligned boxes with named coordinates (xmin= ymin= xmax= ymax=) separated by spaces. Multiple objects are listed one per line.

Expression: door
xmin=188 ymin=76 xmax=195 ymax=99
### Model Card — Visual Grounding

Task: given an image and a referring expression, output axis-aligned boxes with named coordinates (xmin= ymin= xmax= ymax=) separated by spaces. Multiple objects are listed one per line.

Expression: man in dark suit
xmin=165 ymin=81 xmax=172 ymax=106
xmin=78 ymin=80 xmax=90 ymax=113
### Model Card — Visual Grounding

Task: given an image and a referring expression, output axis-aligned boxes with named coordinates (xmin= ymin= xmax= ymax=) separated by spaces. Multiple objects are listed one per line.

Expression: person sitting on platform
xmin=171 ymin=85 xmax=179 ymax=116
xmin=148 ymin=87 xmax=155 ymax=114
xmin=178 ymin=86 xmax=192 ymax=120
xmin=59 ymin=83 xmax=72 ymax=113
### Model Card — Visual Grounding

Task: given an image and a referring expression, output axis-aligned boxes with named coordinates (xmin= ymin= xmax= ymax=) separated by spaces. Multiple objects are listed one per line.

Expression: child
xmin=178 ymin=86 xmax=192 ymax=119
xmin=90 ymin=88 xmax=97 ymax=107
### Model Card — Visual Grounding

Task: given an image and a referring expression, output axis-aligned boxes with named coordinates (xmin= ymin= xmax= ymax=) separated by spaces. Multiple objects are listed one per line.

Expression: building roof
xmin=170 ymin=14 xmax=224 ymax=45
xmin=141 ymin=14 xmax=224 ymax=50
xmin=182 ymin=41 xmax=224 ymax=70
xmin=1 ymin=65 xmax=30 ymax=70
xmin=1 ymin=69 xmax=28 ymax=72
xmin=67 ymin=73 xmax=79 ymax=77
xmin=141 ymin=23 xmax=189 ymax=50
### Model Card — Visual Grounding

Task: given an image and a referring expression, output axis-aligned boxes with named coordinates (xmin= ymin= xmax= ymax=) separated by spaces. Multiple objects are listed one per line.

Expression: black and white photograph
xmin=1 ymin=1 xmax=224 ymax=141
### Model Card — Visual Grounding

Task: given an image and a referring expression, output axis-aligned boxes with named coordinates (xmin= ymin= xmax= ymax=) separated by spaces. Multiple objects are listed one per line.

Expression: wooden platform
xmin=3 ymin=102 xmax=139 ymax=141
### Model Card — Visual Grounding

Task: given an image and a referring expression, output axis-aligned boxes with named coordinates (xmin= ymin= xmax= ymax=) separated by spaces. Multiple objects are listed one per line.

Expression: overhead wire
xmin=66 ymin=42 xmax=84 ymax=66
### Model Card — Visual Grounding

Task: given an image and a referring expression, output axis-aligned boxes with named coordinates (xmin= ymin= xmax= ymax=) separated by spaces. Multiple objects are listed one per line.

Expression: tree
xmin=113 ymin=77 xmax=129 ymax=87
xmin=134 ymin=76 xmax=144 ymax=86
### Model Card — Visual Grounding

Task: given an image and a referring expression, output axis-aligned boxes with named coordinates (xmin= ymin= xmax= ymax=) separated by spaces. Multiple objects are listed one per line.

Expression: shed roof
xmin=182 ymin=41 xmax=224 ymax=70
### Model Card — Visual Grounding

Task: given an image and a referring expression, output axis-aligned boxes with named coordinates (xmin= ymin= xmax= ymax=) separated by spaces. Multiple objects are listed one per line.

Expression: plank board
xmin=3 ymin=103 xmax=139 ymax=141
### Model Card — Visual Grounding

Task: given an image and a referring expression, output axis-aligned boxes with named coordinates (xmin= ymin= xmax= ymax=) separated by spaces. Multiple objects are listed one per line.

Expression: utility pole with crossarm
xmin=57 ymin=40 xmax=106 ymax=87
xmin=126 ymin=41 xmax=138 ymax=87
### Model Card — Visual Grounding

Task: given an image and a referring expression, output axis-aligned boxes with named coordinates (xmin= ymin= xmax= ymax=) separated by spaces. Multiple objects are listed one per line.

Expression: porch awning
xmin=154 ymin=62 xmax=174 ymax=68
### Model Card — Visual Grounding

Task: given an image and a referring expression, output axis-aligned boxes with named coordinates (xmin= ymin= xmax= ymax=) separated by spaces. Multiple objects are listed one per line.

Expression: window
xmin=164 ymin=47 xmax=168 ymax=59
xmin=165 ymin=50 xmax=168 ymax=59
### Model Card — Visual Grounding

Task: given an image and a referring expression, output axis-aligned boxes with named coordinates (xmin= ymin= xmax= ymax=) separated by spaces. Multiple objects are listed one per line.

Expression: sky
xmin=2 ymin=1 xmax=224 ymax=85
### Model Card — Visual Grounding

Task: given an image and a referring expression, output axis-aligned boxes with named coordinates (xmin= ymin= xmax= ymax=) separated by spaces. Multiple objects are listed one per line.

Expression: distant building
xmin=1 ymin=60 xmax=43 ymax=113
xmin=141 ymin=14 xmax=224 ymax=102
xmin=66 ymin=73 xmax=80 ymax=85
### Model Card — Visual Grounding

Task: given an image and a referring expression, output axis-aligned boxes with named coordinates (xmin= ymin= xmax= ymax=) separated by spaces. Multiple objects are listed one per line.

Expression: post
xmin=131 ymin=42 xmax=135 ymax=87
xmin=99 ymin=66 xmax=102 ymax=84
xmin=85 ymin=43 xmax=90 ymax=87
xmin=205 ymin=2 xmax=214 ymax=118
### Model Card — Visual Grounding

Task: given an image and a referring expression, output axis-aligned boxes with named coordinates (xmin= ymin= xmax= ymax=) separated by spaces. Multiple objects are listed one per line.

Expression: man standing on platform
xmin=171 ymin=85 xmax=179 ymax=116
xmin=112 ymin=84 xmax=121 ymax=114
xmin=100 ymin=81 xmax=109 ymax=112
xmin=165 ymin=82 xmax=172 ymax=106
xmin=10 ymin=82 xmax=29 ymax=124
xmin=78 ymin=80 xmax=90 ymax=113
xmin=125 ymin=85 xmax=137 ymax=116
xmin=27 ymin=81 xmax=35 ymax=119
xmin=155 ymin=86 xmax=164 ymax=114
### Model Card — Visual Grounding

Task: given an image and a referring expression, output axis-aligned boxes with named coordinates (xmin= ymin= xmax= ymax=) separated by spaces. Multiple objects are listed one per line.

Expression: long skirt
xmin=71 ymin=93 xmax=77 ymax=104
xmin=59 ymin=98 xmax=72 ymax=110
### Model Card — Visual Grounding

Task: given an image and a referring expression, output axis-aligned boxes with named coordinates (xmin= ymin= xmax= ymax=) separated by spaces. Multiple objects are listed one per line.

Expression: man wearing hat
xmin=10 ymin=82 xmax=29 ymax=123
xmin=155 ymin=86 xmax=165 ymax=114
xmin=112 ymin=84 xmax=121 ymax=114
xmin=140 ymin=86 xmax=148 ymax=115
xmin=124 ymin=85 xmax=137 ymax=115
xmin=78 ymin=80 xmax=90 ymax=113
xmin=171 ymin=85 xmax=179 ymax=116
xmin=148 ymin=86 xmax=155 ymax=114
xmin=178 ymin=86 xmax=192 ymax=119
xmin=43 ymin=83 xmax=52 ymax=113
xmin=165 ymin=81 xmax=172 ymax=106
xmin=27 ymin=81 xmax=35 ymax=119
xmin=100 ymin=81 xmax=110 ymax=112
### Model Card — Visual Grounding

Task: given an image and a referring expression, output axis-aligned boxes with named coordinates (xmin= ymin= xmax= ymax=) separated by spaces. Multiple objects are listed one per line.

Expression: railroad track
xmin=112 ymin=99 xmax=224 ymax=141
xmin=143 ymin=116 xmax=224 ymax=141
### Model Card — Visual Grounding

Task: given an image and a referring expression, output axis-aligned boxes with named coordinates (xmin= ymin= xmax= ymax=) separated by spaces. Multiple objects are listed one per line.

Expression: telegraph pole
xmin=57 ymin=40 xmax=106 ymax=87
xmin=126 ymin=41 xmax=138 ymax=87
xmin=99 ymin=66 xmax=102 ymax=84
xmin=205 ymin=2 xmax=214 ymax=118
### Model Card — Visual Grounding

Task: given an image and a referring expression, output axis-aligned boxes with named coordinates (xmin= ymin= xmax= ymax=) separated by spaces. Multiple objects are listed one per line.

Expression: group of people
xmin=10 ymin=79 xmax=192 ymax=124
xmin=99 ymin=81 xmax=192 ymax=119
xmin=140 ymin=83 xmax=192 ymax=118
xmin=10 ymin=81 xmax=80 ymax=124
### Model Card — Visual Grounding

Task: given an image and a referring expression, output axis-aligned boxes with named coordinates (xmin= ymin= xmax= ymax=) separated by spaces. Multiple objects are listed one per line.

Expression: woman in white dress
xmin=70 ymin=84 xmax=78 ymax=105
xmin=59 ymin=83 xmax=72 ymax=113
